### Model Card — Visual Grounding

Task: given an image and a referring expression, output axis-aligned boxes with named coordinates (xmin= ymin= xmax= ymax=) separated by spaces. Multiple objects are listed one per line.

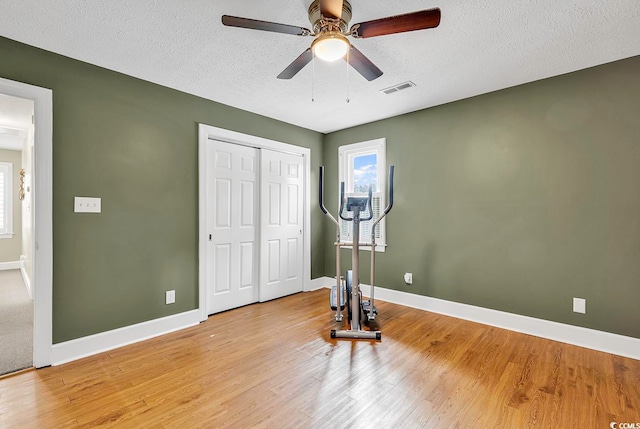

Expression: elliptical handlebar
xmin=318 ymin=166 xmax=328 ymax=215
xmin=383 ymin=165 xmax=395 ymax=216
xmin=318 ymin=166 xmax=339 ymax=227
xmin=361 ymin=186 xmax=374 ymax=221
xmin=371 ymin=165 xmax=395 ymax=237
xmin=319 ymin=165 xmax=391 ymax=225
xmin=338 ymin=182 xmax=352 ymax=221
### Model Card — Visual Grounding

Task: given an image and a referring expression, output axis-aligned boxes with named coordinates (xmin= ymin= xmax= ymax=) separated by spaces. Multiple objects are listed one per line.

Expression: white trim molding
xmin=21 ymin=261 xmax=32 ymax=300
xmin=0 ymin=261 xmax=21 ymax=270
xmin=338 ymin=138 xmax=387 ymax=252
xmin=309 ymin=276 xmax=334 ymax=291
xmin=316 ymin=279 xmax=640 ymax=360
xmin=51 ymin=310 xmax=201 ymax=366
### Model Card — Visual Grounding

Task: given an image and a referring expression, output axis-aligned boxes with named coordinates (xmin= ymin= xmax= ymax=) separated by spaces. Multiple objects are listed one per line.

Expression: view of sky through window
xmin=353 ymin=153 xmax=377 ymax=192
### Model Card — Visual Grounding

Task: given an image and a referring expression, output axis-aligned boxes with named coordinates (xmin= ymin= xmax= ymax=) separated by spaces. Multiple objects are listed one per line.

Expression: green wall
xmin=3 ymin=33 xmax=638 ymax=345
xmin=0 ymin=36 xmax=325 ymax=343
xmin=323 ymin=56 xmax=640 ymax=339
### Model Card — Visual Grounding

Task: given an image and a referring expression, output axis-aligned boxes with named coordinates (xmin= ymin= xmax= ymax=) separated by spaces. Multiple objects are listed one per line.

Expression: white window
xmin=0 ymin=162 xmax=14 ymax=239
xmin=338 ymin=138 xmax=386 ymax=252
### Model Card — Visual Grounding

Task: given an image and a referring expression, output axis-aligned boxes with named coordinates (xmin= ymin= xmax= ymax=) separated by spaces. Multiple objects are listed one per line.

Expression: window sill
xmin=0 ymin=233 xmax=15 ymax=239
xmin=340 ymin=243 xmax=387 ymax=253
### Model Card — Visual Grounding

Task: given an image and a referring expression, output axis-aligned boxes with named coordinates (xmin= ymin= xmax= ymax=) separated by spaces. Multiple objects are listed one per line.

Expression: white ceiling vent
xmin=380 ymin=81 xmax=416 ymax=95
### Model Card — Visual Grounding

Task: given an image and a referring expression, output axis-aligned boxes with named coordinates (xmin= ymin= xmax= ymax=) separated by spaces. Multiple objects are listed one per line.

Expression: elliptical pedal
xmin=361 ymin=300 xmax=378 ymax=323
xmin=329 ymin=280 xmax=346 ymax=311
xmin=361 ymin=300 xmax=378 ymax=315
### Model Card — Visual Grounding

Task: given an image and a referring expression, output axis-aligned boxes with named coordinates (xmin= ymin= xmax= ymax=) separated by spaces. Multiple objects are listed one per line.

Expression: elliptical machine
xmin=319 ymin=165 xmax=394 ymax=340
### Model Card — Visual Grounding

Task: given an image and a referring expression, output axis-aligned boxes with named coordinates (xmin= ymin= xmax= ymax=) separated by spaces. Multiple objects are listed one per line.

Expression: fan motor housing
xmin=308 ymin=0 xmax=352 ymax=34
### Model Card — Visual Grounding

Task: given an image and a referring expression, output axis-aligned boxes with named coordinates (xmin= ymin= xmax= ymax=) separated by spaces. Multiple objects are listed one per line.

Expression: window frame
xmin=338 ymin=138 xmax=386 ymax=252
xmin=0 ymin=161 xmax=14 ymax=239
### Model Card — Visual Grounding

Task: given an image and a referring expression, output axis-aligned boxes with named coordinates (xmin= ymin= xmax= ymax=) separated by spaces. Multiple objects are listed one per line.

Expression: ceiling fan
xmin=221 ymin=0 xmax=441 ymax=81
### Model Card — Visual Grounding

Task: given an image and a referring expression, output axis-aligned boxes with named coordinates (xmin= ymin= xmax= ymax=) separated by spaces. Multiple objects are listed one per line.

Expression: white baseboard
xmin=315 ymin=279 xmax=640 ymax=360
xmin=309 ymin=276 xmax=334 ymax=291
xmin=51 ymin=310 xmax=201 ymax=366
xmin=0 ymin=260 xmax=21 ymax=270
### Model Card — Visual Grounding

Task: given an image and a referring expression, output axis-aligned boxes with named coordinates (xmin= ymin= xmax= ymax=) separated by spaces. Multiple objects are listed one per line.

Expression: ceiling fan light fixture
xmin=311 ymin=32 xmax=350 ymax=62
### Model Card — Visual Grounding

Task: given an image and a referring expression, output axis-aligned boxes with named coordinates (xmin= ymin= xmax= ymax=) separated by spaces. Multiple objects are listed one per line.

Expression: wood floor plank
xmin=0 ymin=289 xmax=638 ymax=428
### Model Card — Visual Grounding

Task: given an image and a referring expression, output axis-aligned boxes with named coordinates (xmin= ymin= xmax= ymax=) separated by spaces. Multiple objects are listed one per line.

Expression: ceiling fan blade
xmin=319 ymin=0 xmax=344 ymax=20
xmin=350 ymin=8 xmax=441 ymax=39
xmin=222 ymin=15 xmax=311 ymax=36
xmin=345 ymin=46 xmax=383 ymax=81
xmin=277 ymin=49 xmax=314 ymax=79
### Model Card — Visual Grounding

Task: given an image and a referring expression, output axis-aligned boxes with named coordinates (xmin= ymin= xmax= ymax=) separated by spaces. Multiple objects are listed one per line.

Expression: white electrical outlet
xmin=166 ymin=290 xmax=175 ymax=305
xmin=573 ymin=297 xmax=586 ymax=314
xmin=404 ymin=273 xmax=413 ymax=285
xmin=74 ymin=197 xmax=101 ymax=213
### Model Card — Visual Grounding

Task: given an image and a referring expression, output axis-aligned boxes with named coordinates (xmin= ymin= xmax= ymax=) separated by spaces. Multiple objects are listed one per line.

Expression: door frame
xmin=0 ymin=77 xmax=53 ymax=368
xmin=198 ymin=124 xmax=311 ymax=322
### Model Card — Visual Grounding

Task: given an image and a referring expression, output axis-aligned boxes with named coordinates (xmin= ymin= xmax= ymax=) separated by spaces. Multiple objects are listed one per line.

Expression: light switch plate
xmin=74 ymin=197 xmax=101 ymax=213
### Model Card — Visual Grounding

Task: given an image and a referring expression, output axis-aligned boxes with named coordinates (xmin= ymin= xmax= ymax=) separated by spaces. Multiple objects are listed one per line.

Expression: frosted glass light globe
xmin=312 ymin=33 xmax=350 ymax=62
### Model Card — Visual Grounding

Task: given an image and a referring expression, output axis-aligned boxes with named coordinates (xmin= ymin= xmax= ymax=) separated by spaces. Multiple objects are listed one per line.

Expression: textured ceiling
xmin=1 ymin=0 xmax=639 ymax=133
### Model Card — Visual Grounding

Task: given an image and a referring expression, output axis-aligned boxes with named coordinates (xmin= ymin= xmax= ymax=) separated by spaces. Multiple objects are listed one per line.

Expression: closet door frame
xmin=197 ymin=124 xmax=311 ymax=322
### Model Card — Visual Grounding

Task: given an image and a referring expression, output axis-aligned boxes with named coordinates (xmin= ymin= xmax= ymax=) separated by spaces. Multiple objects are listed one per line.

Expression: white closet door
xmin=206 ymin=140 xmax=259 ymax=314
xmin=259 ymin=149 xmax=304 ymax=302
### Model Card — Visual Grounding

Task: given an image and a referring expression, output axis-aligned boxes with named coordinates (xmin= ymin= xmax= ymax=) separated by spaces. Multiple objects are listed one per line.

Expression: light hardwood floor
xmin=0 ymin=289 xmax=638 ymax=428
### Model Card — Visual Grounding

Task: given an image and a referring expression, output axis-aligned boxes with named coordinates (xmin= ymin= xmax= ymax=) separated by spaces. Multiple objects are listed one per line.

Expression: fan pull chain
xmin=311 ymin=51 xmax=316 ymax=103
xmin=346 ymin=48 xmax=350 ymax=103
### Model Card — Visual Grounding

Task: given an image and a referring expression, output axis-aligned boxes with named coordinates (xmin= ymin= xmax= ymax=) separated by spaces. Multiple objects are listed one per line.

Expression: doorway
xmin=198 ymin=125 xmax=311 ymax=319
xmin=0 ymin=93 xmax=33 ymax=375
xmin=0 ymin=77 xmax=53 ymax=369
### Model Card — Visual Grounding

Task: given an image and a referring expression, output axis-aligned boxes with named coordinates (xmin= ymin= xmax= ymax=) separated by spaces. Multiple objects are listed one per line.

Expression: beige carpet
xmin=0 ymin=269 xmax=33 ymax=376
